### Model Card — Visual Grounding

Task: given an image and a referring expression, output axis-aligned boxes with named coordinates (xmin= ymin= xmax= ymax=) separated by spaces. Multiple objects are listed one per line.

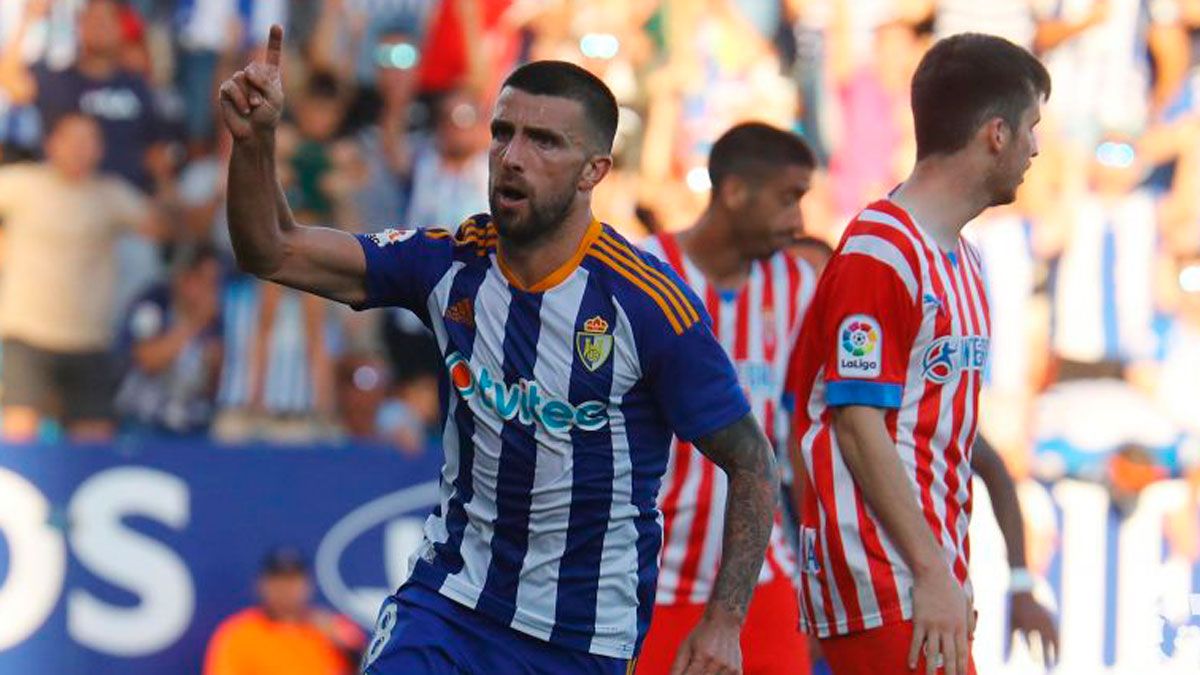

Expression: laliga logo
xmin=841 ymin=320 xmax=878 ymax=358
xmin=315 ymin=482 xmax=440 ymax=627
xmin=921 ymin=336 xmax=989 ymax=384
xmin=445 ymin=352 xmax=608 ymax=432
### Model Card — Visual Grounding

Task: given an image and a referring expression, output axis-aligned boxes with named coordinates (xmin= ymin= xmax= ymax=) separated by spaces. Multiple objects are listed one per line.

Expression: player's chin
xmin=990 ymin=186 xmax=1019 ymax=207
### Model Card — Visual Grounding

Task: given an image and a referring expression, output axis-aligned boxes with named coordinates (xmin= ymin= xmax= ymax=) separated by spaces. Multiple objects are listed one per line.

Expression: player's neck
xmin=890 ymin=160 xmax=990 ymax=252
xmin=496 ymin=205 xmax=596 ymax=291
xmin=680 ymin=211 xmax=751 ymax=290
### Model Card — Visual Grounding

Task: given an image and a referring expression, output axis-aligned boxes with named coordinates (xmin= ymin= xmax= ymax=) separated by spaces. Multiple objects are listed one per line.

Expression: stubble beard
xmin=491 ymin=184 xmax=578 ymax=248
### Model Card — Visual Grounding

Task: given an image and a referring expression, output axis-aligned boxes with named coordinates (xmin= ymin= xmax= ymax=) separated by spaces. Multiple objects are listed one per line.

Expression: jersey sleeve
xmin=820 ymin=249 xmax=921 ymax=409
xmin=642 ymin=273 xmax=750 ymax=442
xmin=352 ymin=227 xmax=454 ymax=315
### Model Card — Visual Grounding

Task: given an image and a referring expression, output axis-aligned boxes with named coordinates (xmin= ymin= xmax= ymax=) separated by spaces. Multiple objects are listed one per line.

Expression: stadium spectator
xmin=0 ymin=112 xmax=165 ymax=442
xmin=929 ymin=0 xmax=1111 ymax=53
xmin=1051 ymin=135 xmax=1161 ymax=371
xmin=403 ymin=86 xmax=489 ymax=229
xmin=824 ymin=11 xmax=924 ymax=221
xmin=338 ymin=24 xmax=422 ymax=229
xmin=173 ymin=0 xmax=287 ymax=150
xmin=308 ymin=0 xmax=433 ymax=89
xmin=115 ymin=244 xmax=224 ymax=436
xmin=203 ymin=547 xmax=365 ymax=675
xmin=0 ymin=0 xmax=182 ymax=318
xmin=0 ymin=0 xmax=169 ymax=192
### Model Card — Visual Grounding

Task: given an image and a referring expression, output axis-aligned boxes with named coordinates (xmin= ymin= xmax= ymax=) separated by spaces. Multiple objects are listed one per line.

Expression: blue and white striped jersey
xmin=353 ymin=215 xmax=749 ymax=658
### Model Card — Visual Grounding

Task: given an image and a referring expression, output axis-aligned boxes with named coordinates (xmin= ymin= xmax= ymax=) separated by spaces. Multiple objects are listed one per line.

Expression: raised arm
xmin=0 ymin=0 xmax=46 ymax=105
xmin=833 ymin=404 xmax=970 ymax=675
xmin=672 ymin=412 xmax=776 ymax=675
xmin=218 ymin=25 xmax=368 ymax=306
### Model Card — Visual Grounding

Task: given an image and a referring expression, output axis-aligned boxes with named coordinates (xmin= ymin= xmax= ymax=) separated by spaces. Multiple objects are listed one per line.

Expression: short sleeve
xmin=105 ymin=178 xmax=151 ymax=233
xmin=352 ymin=227 xmax=454 ymax=314
xmin=820 ymin=251 xmax=921 ymax=409
xmin=0 ymin=166 xmax=27 ymax=213
xmin=640 ymin=275 xmax=750 ymax=442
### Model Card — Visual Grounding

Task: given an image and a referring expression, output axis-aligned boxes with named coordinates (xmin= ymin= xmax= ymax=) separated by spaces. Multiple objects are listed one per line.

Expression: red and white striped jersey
xmin=641 ymin=232 xmax=817 ymax=606
xmin=786 ymin=200 xmax=991 ymax=637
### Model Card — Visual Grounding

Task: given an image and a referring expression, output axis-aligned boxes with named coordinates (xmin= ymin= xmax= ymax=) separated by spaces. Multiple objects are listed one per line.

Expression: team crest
xmin=576 ymin=315 xmax=613 ymax=372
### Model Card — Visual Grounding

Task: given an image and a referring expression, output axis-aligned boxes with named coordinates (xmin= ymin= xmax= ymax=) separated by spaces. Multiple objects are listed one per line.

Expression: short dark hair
xmin=708 ymin=122 xmax=817 ymax=191
xmin=48 ymin=111 xmax=100 ymax=138
xmin=911 ymin=33 xmax=1051 ymax=160
xmin=501 ymin=60 xmax=619 ymax=153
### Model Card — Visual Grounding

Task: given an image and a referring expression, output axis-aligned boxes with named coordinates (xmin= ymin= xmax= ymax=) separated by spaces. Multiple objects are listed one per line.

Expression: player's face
xmin=488 ymin=88 xmax=593 ymax=245
xmin=738 ymin=165 xmax=812 ymax=259
xmin=989 ymin=101 xmax=1041 ymax=207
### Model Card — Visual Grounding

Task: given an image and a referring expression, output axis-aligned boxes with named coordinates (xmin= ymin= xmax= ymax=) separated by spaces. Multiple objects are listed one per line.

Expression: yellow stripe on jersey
xmin=597 ymin=234 xmax=699 ymax=324
xmin=588 ymin=248 xmax=687 ymax=335
xmin=454 ymin=219 xmax=497 ymax=254
xmin=424 ymin=229 xmax=452 ymax=239
xmin=595 ymin=235 xmax=700 ymax=327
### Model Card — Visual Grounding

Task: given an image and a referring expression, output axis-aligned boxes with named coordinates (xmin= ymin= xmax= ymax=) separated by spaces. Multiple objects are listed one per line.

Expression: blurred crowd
xmin=0 ymin=0 xmax=1198 ymax=513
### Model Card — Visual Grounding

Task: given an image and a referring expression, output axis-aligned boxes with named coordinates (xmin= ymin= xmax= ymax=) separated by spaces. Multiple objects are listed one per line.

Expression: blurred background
xmin=1 ymin=0 xmax=1200 ymax=673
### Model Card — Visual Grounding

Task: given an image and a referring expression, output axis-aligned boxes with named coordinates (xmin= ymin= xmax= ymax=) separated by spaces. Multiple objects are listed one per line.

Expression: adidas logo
xmin=444 ymin=298 xmax=475 ymax=328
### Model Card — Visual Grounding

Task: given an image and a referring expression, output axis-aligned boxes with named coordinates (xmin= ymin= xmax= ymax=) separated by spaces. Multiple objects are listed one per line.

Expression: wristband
xmin=1008 ymin=567 xmax=1035 ymax=594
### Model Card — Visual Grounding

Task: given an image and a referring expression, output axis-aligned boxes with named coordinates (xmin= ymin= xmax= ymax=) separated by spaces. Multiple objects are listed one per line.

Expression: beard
xmin=989 ymin=185 xmax=1018 ymax=207
xmin=986 ymin=160 xmax=1025 ymax=207
xmin=489 ymin=179 xmax=578 ymax=246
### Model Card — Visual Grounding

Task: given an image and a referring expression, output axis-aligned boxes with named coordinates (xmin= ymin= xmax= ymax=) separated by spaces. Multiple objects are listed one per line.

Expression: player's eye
xmin=531 ymin=133 xmax=558 ymax=149
xmin=490 ymin=123 xmax=513 ymax=143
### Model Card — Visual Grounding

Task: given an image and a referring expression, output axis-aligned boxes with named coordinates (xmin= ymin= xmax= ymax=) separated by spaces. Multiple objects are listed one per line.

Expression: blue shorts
xmin=359 ymin=582 xmax=634 ymax=674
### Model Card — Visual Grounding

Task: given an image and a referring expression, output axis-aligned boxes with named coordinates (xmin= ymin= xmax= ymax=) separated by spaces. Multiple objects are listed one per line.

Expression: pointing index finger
xmin=264 ymin=24 xmax=283 ymax=68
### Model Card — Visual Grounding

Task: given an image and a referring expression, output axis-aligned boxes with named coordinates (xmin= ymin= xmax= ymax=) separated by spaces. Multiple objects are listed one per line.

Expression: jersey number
xmin=360 ymin=601 xmax=398 ymax=673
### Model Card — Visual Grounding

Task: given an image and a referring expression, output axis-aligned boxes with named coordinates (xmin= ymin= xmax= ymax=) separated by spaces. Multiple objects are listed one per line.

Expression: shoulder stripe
xmin=857 ymin=208 xmax=917 ymax=241
xmin=595 ymin=238 xmax=697 ymax=330
xmin=424 ymin=229 xmax=453 ymax=239
xmin=841 ymin=234 xmax=919 ymax=302
xmin=596 ymin=234 xmax=700 ymax=324
xmin=588 ymin=249 xmax=687 ymax=334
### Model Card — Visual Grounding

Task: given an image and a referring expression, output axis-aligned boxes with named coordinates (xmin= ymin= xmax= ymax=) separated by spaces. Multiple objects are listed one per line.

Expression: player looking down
xmin=638 ymin=122 xmax=818 ymax=675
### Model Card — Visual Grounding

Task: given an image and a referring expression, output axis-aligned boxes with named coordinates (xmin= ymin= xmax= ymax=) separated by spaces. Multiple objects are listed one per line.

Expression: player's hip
xmin=361 ymin=582 xmax=636 ymax=675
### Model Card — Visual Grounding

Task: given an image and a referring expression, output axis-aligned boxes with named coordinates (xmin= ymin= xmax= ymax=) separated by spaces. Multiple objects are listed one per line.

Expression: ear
xmin=984 ymin=117 xmax=1009 ymax=154
xmin=578 ymin=154 xmax=614 ymax=192
xmin=717 ymin=175 xmax=750 ymax=210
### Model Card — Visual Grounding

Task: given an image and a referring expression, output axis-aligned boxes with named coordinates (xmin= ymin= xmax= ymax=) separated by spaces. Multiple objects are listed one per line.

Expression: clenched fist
xmin=218 ymin=25 xmax=285 ymax=141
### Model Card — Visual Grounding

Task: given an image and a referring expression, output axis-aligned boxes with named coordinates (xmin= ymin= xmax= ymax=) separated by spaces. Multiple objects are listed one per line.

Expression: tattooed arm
xmin=670 ymin=412 xmax=777 ymax=675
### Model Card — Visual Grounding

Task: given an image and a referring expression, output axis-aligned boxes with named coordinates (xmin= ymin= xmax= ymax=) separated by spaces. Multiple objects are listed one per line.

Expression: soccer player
xmin=637 ymin=123 xmax=818 ymax=675
xmin=219 ymin=27 xmax=777 ymax=675
xmin=785 ymin=33 xmax=1050 ymax=675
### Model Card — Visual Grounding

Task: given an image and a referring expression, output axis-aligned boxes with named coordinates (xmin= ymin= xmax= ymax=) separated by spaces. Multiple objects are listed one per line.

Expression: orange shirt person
xmin=204 ymin=548 xmax=365 ymax=675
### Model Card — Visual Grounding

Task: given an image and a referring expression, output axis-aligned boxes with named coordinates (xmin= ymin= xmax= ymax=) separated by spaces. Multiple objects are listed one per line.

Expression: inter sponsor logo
xmin=921 ymin=335 xmax=989 ymax=384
